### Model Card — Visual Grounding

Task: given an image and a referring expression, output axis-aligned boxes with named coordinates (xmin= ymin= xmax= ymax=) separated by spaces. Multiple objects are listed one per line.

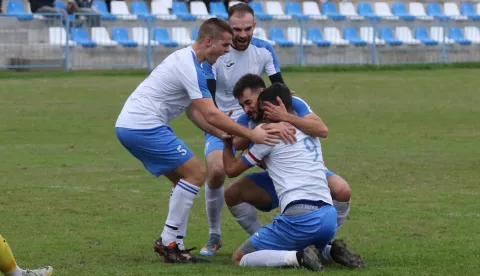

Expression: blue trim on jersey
xmin=241 ymin=155 xmax=255 ymax=167
xmin=201 ymin=61 xmax=215 ymax=79
xmin=292 ymin=97 xmax=311 ymax=117
xmin=191 ymin=52 xmax=212 ymax=98
xmin=250 ymin=37 xmax=280 ymax=73
xmin=236 ymin=113 xmax=250 ymax=127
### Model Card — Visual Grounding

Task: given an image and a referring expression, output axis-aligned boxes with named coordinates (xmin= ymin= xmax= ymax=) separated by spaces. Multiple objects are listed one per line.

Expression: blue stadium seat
xmin=112 ymin=28 xmax=139 ymax=47
xmin=321 ymin=2 xmax=346 ymax=20
xmin=172 ymin=1 xmax=196 ymax=20
xmin=248 ymin=2 xmax=273 ymax=20
xmin=378 ymin=27 xmax=403 ymax=45
xmin=343 ymin=28 xmax=367 ymax=46
xmin=92 ymin=1 xmax=117 ymax=20
xmin=192 ymin=27 xmax=199 ymax=41
xmin=357 ymin=2 xmax=380 ymax=20
xmin=71 ymin=27 xmax=97 ymax=47
xmin=449 ymin=27 xmax=472 ymax=45
xmin=209 ymin=2 xmax=228 ymax=20
xmin=414 ymin=27 xmax=438 ymax=45
xmin=426 ymin=3 xmax=449 ymax=21
xmin=306 ymin=27 xmax=331 ymax=47
xmin=460 ymin=3 xmax=480 ymax=21
xmin=6 ymin=0 xmax=34 ymax=20
xmin=131 ymin=1 xmax=152 ymax=19
xmin=285 ymin=2 xmax=309 ymax=20
xmin=269 ymin=28 xmax=294 ymax=47
xmin=153 ymin=28 xmax=179 ymax=47
xmin=391 ymin=2 xmax=415 ymax=21
xmin=54 ymin=0 xmax=76 ymax=21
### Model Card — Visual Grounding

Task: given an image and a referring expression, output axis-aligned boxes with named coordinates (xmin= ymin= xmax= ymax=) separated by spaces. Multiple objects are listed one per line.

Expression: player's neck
xmin=191 ymin=42 xmax=206 ymax=64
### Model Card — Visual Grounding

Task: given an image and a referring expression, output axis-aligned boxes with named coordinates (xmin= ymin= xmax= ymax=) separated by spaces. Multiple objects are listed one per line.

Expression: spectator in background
xmin=68 ymin=0 xmax=101 ymax=26
xmin=29 ymin=0 xmax=84 ymax=26
xmin=0 ymin=0 xmax=3 ymax=13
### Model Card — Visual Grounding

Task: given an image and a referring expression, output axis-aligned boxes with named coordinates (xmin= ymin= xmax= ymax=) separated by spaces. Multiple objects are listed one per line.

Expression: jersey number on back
xmin=303 ymin=137 xmax=319 ymax=162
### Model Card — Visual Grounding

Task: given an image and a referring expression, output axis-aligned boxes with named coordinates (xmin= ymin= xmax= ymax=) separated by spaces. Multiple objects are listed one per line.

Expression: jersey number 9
xmin=303 ymin=137 xmax=319 ymax=162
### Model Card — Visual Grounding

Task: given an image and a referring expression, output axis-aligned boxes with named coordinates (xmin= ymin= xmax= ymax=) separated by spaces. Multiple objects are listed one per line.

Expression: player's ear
xmin=205 ymin=36 xmax=212 ymax=46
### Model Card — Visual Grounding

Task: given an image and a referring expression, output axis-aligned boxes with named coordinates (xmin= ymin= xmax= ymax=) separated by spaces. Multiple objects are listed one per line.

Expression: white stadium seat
xmin=302 ymin=1 xmax=327 ymax=20
xmin=91 ymin=27 xmax=119 ymax=46
xmin=190 ymin=1 xmax=215 ymax=20
xmin=360 ymin=27 xmax=386 ymax=45
xmin=395 ymin=26 xmax=421 ymax=45
xmin=171 ymin=27 xmax=194 ymax=46
xmin=253 ymin=27 xmax=276 ymax=45
xmin=339 ymin=2 xmax=364 ymax=20
xmin=324 ymin=27 xmax=349 ymax=45
xmin=374 ymin=2 xmax=399 ymax=20
xmin=111 ymin=1 xmax=137 ymax=20
xmin=151 ymin=1 xmax=177 ymax=20
xmin=430 ymin=26 xmax=455 ymax=44
xmin=287 ymin=27 xmax=313 ymax=45
xmin=265 ymin=1 xmax=292 ymax=20
xmin=409 ymin=2 xmax=433 ymax=20
xmin=49 ymin=27 xmax=76 ymax=46
xmin=443 ymin=3 xmax=467 ymax=20
xmin=132 ymin=27 xmax=160 ymax=46
xmin=464 ymin=26 xmax=480 ymax=44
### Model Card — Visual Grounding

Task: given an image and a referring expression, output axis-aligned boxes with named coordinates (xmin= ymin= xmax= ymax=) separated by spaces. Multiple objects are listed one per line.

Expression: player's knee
xmin=329 ymin=175 xmax=351 ymax=202
xmin=185 ymin=163 xmax=207 ymax=187
xmin=224 ymin=182 xmax=242 ymax=207
xmin=232 ymin=250 xmax=244 ymax=265
xmin=206 ymin=160 xmax=226 ymax=188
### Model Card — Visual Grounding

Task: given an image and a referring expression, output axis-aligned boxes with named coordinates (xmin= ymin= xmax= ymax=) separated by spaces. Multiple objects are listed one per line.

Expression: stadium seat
xmin=321 ymin=2 xmax=346 ymax=20
xmin=192 ymin=28 xmax=198 ymax=40
xmin=91 ymin=27 xmax=119 ymax=46
xmin=360 ymin=27 xmax=385 ymax=45
xmin=171 ymin=1 xmax=196 ymax=20
xmin=285 ymin=2 xmax=309 ymax=20
xmin=111 ymin=1 xmax=137 ymax=20
xmin=324 ymin=27 xmax=349 ymax=45
xmin=430 ymin=26 xmax=455 ymax=44
xmin=449 ymin=27 xmax=472 ymax=45
xmin=6 ymin=0 xmax=34 ymax=20
xmin=132 ymin=27 xmax=160 ymax=46
xmin=265 ymin=1 xmax=292 ymax=20
xmin=269 ymin=28 xmax=294 ymax=47
xmin=413 ymin=27 xmax=438 ymax=45
xmin=391 ymin=2 xmax=415 ymax=21
xmin=49 ymin=27 xmax=76 ymax=46
xmin=248 ymin=2 xmax=273 ymax=20
xmin=171 ymin=27 xmax=194 ymax=45
xmin=154 ymin=28 xmax=179 ymax=47
xmin=92 ymin=1 xmax=117 ymax=20
xmin=131 ymin=1 xmax=153 ymax=19
xmin=426 ymin=3 xmax=449 ymax=21
xmin=287 ymin=27 xmax=313 ymax=45
xmin=209 ymin=2 xmax=228 ymax=20
xmin=190 ymin=1 xmax=214 ymax=20
xmin=154 ymin=0 xmax=172 ymax=9
xmin=395 ymin=26 xmax=421 ymax=45
xmin=460 ymin=4 xmax=480 ymax=21
xmin=443 ymin=3 xmax=467 ymax=20
xmin=306 ymin=27 xmax=331 ymax=46
xmin=374 ymin=2 xmax=399 ymax=20
xmin=71 ymin=27 xmax=97 ymax=47
xmin=357 ymin=2 xmax=381 ymax=20
xmin=302 ymin=1 xmax=327 ymax=20
xmin=54 ymin=0 xmax=76 ymax=21
xmin=409 ymin=2 xmax=433 ymax=20
xmin=151 ymin=1 xmax=177 ymax=20
xmin=253 ymin=27 xmax=276 ymax=45
xmin=339 ymin=2 xmax=363 ymax=20
xmin=378 ymin=27 xmax=403 ymax=45
xmin=343 ymin=28 xmax=367 ymax=46
xmin=229 ymin=1 xmax=241 ymax=7
xmin=111 ymin=28 xmax=138 ymax=47
xmin=464 ymin=26 xmax=480 ymax=43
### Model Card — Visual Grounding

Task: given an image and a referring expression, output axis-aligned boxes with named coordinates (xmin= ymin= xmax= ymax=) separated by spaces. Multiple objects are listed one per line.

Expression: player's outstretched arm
xmin=223 ymin=138 xmax=251 ymax=178
xmin=191 ymin=98 xmax=281 ymax=146
xmin=186 ymin=104 xmax=225 ymax=138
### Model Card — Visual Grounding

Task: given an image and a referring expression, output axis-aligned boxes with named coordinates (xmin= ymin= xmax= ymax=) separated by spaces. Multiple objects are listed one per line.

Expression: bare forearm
xmin=205 ymin=111 xmax=252 ymax=140
xmin=223 ymin=143 xmax=241 ymax=177
xmin=233 ymin=136 xmax=250 ymax=151
xmin=187 ymin=106 xmax=224 ymax=137
xmin=285 ymin=114 xmax=328 ymax=138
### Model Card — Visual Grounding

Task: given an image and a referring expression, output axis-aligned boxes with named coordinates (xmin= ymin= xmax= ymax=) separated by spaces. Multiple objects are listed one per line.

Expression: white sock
xmin=205 ymin=185 xmax=224 ymax=235
xmin=240 ymin=250 xmax=299 ymax=267
xmin=7 ymin=266 xmax=24 ymax=276
xmin=228 ymin=202 xmax=262 ymax=235
xmin=333 ymin=200 xmax=350 ymax=228
xmin=318 ymin=245 xmax=333 ymax=263
xmin=170 ymin=187 xmax=189 ymax=251
xmin=161 ymin=179 xmax=199 ymax=246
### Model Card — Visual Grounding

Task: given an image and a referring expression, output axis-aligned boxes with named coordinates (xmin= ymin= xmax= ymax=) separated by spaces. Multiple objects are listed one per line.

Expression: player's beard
xmin=233 ymin=36 xmax=251 ymax=51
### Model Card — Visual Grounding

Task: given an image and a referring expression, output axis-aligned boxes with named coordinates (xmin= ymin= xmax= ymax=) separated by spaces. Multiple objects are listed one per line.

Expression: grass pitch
xmin=1 ymin=68 xmax=479 ymax=276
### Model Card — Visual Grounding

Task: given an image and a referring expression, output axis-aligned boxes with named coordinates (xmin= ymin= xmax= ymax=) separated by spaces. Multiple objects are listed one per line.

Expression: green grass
xmin=1 ymin=69 xmax=479 ymax=276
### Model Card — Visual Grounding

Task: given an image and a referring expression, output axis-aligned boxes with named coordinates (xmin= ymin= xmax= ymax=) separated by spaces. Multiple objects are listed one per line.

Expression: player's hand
xmin=263 ymin=96 xmax=288 ymax=122
xmin=263 ymin=122 xmax=296 ymax=144
xmin=250 ymin=123 xmax=281 ymax=146
xmin=290 ymin=90 xmax=296 ymax=96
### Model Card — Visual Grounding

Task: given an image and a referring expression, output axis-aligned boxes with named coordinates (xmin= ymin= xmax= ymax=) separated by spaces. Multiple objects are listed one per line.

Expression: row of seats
xmin=46 ymin=25 xmax=480 ymax=47
xmin=5 ymin=0 xmax=480 ymax=22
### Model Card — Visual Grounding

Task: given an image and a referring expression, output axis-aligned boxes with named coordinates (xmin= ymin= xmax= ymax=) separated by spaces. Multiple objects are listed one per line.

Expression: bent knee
xmin=224 ymin=182 xmax=242 ymax=207
xmin=328 ymin=175 xmax=352 ymax=202
xmin=206 ymin=159 xmax=226 ymax=187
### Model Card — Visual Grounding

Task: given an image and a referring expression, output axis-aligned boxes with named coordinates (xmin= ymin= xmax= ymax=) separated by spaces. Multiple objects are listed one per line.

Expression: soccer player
xmin=225 ymin=73 xmax=365 ymax=269
xmin=0 ymin=234 xmax=53 ymax=276
xmin=115 ymin=18 xmax=282 ymax=264
xmin=199 ymin=2 xmax=286 ymax=256
xmin=223 ymin=83 xmax=336 ymax=271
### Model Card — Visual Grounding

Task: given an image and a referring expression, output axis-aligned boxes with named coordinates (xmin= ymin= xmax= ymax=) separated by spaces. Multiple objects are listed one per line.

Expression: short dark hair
xmin=196 ymin=18 xmax=234 ymax=42
xmin=228 ymin=2 xmax=254 ymax=19
xmin=258 ymin=83 xmax=293 ymax=111
xmin=233 ymin=73 xmax=266 ymax=98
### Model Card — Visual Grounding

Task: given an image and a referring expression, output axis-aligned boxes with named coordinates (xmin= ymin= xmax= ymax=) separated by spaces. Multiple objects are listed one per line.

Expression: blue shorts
xmin=250 ymin=205 xmax=338 ymax=251
xmin=246 ymin=169 xmax=337 ymax=212
xmin=116 ymin=126 xmax=194 ymax=177
xmin=204 ymin=133 xmax=236 ymax=157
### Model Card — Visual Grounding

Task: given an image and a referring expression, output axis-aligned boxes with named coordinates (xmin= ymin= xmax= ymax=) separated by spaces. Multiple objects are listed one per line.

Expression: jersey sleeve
xmin=292 ymin=96 xmax=312 ymax=117
xmin=202 ymin=61 xmax=217 ymax=80
xmin=262 ymin=43 xmax=281 ymax=76
xmin=241 ymin=144 xmax=272 ymax=167
xmin=236 ymin=113 xmax=251 ymax=128
xmin=176 ymin=52 xmax=212 ymax=100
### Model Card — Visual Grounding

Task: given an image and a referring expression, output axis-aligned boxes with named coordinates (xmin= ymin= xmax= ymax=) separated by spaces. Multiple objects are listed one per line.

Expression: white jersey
xmin=203 ymin=37 xmax=281 ymax=120
xmin=115 ymin=46 xmax=211 ymax=129
xmin=242 ymin=129 xmax=333 ymax=213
